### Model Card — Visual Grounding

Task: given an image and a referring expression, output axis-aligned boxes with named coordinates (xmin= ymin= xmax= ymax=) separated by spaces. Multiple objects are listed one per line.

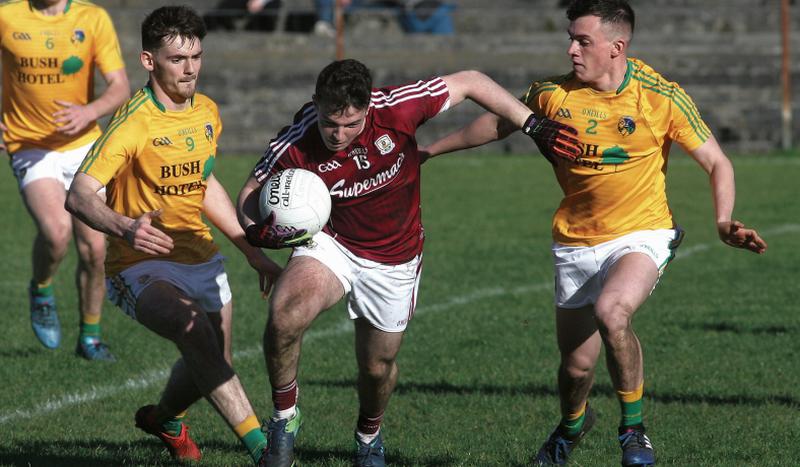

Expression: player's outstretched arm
xmin=204 ymin=174 xmax=283 ymax=294
xmin=688 ymin=135 xmax=767 ymax=254
xmin=425 ymin=71 xmax=580 ymax=162
xmin=54 ymin=68 xmax=130 ymax=136
xmin=66 ymin=172 xmax=173 ymax=255
xmin=422 ymin=111 xmax=515 ymax=161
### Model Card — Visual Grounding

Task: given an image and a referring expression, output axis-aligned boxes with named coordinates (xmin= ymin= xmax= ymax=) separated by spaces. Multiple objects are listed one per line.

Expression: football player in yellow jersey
xmin=423 ymin=1 xmax=767 ymax=466
xmin=0 ymin=0 xmax=130 ymax=359
xmin=65 ymin=6 xmax=280 ymax=465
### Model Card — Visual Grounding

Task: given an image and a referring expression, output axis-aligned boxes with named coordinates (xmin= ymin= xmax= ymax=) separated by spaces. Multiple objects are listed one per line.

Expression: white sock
xmin=272 ymin=405 xmax=296 ymax=421
xmin=356 ymin=429 xmax=380 ymax=445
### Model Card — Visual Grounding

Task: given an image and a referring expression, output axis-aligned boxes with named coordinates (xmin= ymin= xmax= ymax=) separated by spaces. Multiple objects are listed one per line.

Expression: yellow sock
xmin=561 ymin=402 xmax=588 ymax=438
xmin=235 ymin=415 xmax=268 ymax=463
xmin=81 ymin=313 xmax=101 ymax=325
xmin=234 ymin=415 xmax=261 ymax=438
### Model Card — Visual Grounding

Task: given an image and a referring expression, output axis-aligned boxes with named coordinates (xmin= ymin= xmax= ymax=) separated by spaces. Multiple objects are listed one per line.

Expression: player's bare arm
xmin=688 ymin=136 xmax=767 ymax=254
xmin=53 ymin=68 xmax=130 ymax=136
xmin=423 ymin=71 xmax=580 ymax=163
xmin=422 ymin=111 xmax=516 ymax=161
xmin=204 ymin=174 xmax=283 ymax=294
xmin=441 ymin=70 xmax=533 ymax=127
xmin=0 ymin=120 xmax=7 ymax=152
xmin=66 ymin=172 xmax=174 ymax=255
xmin=236 ymin=176 xmax=262 ymax=229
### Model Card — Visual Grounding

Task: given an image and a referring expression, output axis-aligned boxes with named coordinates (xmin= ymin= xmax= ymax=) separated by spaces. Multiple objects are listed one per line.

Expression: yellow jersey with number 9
xmin=0 ymin=0 xmax=124 ymax=154
xmin=78 ymin=87 xmax=222 ymax=275
xmin=523 ymin=58 xmax=710 ymax=246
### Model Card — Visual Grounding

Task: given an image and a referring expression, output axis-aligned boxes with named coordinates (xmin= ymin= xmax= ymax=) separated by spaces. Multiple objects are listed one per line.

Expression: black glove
xmin=522 ymin=114 xmax=582 ymax=165
xmin=245 ymin=213 xmax=311 ymax=249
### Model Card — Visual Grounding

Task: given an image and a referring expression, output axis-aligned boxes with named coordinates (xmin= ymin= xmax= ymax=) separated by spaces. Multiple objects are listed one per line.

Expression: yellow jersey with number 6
xmin=0 ymin=0 xmax=124 ymax=154
xmin=523 ymin=58 xmax=710 ymax=246
xmin=78 ymin=87 xmax=222 ymax=275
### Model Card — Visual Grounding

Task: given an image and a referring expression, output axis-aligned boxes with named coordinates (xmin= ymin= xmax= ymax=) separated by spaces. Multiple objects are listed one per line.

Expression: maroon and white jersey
xmin=252 ymin=77 xmax=450 ymax=264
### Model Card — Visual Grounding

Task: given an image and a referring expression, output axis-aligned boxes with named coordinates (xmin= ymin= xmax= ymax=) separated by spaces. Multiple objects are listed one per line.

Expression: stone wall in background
xmin=100 ymin=1 xmax=799 ymax=155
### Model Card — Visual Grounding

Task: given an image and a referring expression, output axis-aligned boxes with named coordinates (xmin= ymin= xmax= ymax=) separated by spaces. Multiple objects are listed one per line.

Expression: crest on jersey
xmin=71 ymin=30 xmax=85 ymax=45
xmin=618 ymin=116 xmax=636 ymax=136
xmin=374 ymin=134 xmax=395 ymax=155
xmin=204 ymin=123 xmax=214 ymax=142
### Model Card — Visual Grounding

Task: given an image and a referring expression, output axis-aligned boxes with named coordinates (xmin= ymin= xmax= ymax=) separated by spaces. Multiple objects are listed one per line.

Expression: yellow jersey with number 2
xmin=78 ymin=87 xmax=223 ymax=275
xmin=523 ymin=58 xmax=710 ymax=246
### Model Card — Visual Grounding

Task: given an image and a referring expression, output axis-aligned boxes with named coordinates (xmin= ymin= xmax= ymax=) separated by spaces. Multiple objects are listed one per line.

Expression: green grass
xmin=0 ymin=152 xmax=798 ymax=466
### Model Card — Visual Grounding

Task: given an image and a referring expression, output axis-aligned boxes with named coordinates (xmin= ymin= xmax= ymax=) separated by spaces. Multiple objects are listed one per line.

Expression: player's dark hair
xmin=314 ymin=59 xmax=373 ymax=114
xmin=141 ymin=5 xmax=206 ymax=52
xmin=567 ymin=0 xmax=635 ymax=36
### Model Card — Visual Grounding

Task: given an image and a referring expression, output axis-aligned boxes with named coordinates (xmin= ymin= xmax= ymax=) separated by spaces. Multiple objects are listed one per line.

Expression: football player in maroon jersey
xmin=237 ymin=59 xmax=579 ymax=467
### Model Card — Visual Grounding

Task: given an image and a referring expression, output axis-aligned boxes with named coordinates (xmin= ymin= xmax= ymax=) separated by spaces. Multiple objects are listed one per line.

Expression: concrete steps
xmin=95 ymin=1 xmax=798 ymax=153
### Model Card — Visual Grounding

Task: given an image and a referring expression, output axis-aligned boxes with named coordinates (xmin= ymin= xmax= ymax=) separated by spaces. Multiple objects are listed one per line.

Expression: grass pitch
xmin=0 ymin=151 xmax=797 ymax=466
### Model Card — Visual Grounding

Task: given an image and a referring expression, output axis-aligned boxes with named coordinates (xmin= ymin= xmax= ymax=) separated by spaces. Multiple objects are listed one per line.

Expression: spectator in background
xmin=314 ymin=0 xmax=454 ymax=36
xmin=313 ymin=0 xmax=359 ymax=37
xmin=205 ymin=0 xmax=282 ymax=31
xmin=399 ymin=0 xmax=454 ymax=34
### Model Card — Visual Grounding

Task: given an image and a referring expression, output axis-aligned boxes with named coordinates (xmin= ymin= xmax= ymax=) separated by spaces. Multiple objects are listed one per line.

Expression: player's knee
xmin=40 ymin=226 xmax=71 ymax=254
xmin=594 ymin=299 xmax=633 ymax=336
xmin=562 ymin=364 xmax=592 ymax=382
xmin=561 ymin=355 xmax=595 ymax=380
xmin=269 ymin=294 xmax=314 ymax=335
xmin=76 ymin=239 xmax=105 ymax=271
xmin=359 ymin=357 xmax=395 ymax=383
xmin=172 ymin=311 xmax=215 ymax=343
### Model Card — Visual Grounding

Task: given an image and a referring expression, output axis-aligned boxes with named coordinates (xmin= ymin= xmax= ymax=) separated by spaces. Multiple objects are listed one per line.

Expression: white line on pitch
xmin=1 ymin=223 xmax=795 ymax=424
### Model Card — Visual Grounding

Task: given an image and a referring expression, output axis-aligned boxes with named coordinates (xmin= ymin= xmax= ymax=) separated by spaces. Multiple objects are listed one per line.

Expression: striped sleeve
xmin=252 ymin=102 xmax=317 ymax=184
xmin=631 ymin=68 xmax=711 ymax=151
xmin=522 ymin=77 xmax=563 ymax=115
xmin=370 ymin=77 xmax=450 ymax=131
xmin=78 ymin=92 xmax=148 ymax=184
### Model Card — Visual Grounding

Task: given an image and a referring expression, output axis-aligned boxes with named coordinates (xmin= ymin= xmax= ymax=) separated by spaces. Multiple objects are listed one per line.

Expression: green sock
xmin=620 ymin=398 xmax=643 ymax=427
xmin=31 ymin=280 xmax=54 ymax=297
xmin=235 ymin=415 xmax=267 ymax=462
xmin=79 ymin=322 xmax=101 ymax=343
xmin=560 ymin=411 xmax=586 ymax=438
xmin=161 ymin=414 xmax=184 ymax=437
xmin=618 ymin=384 xmax=644 ymax=427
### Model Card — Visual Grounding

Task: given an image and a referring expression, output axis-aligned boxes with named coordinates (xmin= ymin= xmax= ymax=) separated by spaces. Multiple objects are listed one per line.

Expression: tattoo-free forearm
xmin=65 ymin=174 xmax=134 ymax=238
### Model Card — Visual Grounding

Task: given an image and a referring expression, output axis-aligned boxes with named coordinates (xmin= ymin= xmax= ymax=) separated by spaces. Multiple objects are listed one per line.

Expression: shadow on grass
xmin=296 ymin=446 xmax=457 ymax=466
xmin=0 ymin=438 xmax=456 ymax=466
xmin=680 ymin=321 xmax=794 ymax=335
xmin=0 ymin=439 xmax=174 ymax=466
xmin=305 ymin=379 xmax=800 ymax=408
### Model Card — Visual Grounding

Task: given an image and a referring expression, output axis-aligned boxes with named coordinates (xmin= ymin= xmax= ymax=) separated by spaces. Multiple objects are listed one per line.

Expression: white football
xmin=259 ymin=168 xmax=331 ymax=236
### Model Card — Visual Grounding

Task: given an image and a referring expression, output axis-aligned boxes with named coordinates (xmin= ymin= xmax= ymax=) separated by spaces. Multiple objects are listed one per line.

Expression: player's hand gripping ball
xmin=522 ymin=113 xmax=582 ymax=164
xmin=247 ymin=168 xmax=332 ymax=249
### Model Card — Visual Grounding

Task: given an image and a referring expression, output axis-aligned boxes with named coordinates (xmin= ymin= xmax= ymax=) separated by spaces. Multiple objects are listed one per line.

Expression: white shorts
xmin=106 ymin=254 xmax=232 ymax=320
xmin=292 ymin=231 xmax=423 ymax=332
xmin=9 ymin=141 xmax=96 ymax=191
xmin=553 ymin=228 xmax=684 ymax=309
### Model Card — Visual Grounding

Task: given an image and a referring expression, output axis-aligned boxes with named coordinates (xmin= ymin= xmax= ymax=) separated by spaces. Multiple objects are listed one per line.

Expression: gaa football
xmin=259 ymin=168 xmax=332 ymax=236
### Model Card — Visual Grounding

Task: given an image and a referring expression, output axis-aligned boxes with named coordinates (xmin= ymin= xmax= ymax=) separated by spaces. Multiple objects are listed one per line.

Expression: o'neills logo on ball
xmin=267 ymin=172 xmax=292 ymax=207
